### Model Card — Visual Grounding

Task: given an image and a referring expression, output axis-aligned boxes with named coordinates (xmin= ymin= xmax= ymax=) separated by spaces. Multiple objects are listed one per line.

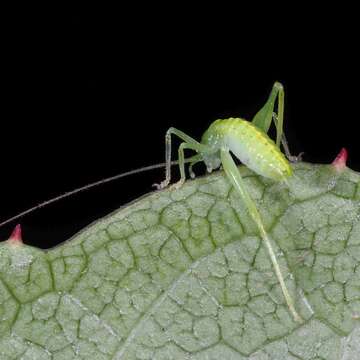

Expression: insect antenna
xmin=0 ymin=160 xmax=188 ymax=229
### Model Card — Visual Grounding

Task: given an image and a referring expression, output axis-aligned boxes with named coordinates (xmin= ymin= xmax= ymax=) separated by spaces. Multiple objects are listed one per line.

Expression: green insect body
xmin=0 ymin=81 xmax=303 ymax=324
xmin=201 ymin=117 xmax=292 ymax=181
xmin=156 ymin=82 xmax=304 ymax=323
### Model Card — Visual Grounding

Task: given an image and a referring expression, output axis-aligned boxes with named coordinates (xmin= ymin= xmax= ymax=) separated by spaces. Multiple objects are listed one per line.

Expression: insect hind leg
xmin=272 ymin=113 xmax=304 ymax=162
xmin=251 ymin=81 xmax=302 ymax=162
xmin=220 ymin=148 xmax=303 ymax=323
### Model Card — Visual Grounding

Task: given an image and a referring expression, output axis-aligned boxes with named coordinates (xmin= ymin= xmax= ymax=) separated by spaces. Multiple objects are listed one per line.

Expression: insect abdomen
xmin=212 ymin=118 xmax=292 ymax=181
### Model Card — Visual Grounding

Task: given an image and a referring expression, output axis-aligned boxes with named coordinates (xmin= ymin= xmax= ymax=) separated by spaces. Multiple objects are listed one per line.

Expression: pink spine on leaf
xmin=332 ymin=148 xmax=348 ymax=172
xmin=8 ymin=224 xmax=23 ymax=245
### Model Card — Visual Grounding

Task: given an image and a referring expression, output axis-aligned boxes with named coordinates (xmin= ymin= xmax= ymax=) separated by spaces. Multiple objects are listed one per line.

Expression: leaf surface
xmin=1 ymin=163 xmax=360 ymax=359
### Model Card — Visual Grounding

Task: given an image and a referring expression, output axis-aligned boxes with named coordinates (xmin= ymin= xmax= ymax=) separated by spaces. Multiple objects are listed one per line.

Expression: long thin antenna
xmin=0 ymin=160 xmax=183 ymax=228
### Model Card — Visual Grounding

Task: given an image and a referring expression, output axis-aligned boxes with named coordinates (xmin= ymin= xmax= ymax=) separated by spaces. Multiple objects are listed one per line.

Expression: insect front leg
xmin=220 ymin=148 xmax=303 ymax=323
xmin=171 ymin=143 xmax=207 ymax=190
xmin=188 ymin=154 xmax=203 ymax=179
xmin=154 ymin=127 xmax=209 ymax=189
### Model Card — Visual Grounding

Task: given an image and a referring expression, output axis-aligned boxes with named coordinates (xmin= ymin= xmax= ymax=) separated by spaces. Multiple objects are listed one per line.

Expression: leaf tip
xmin=8 ymin=224 xmax=23 ymax=246
xmin=331 ymin=147 xmax=348 ymax=172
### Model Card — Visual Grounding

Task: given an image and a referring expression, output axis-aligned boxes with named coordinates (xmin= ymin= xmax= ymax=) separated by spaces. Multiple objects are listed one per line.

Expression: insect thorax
xmin=201 ymin=118 xmax=248 ymax=149
xmin=200 ymin=118 xmax=240 ymax=172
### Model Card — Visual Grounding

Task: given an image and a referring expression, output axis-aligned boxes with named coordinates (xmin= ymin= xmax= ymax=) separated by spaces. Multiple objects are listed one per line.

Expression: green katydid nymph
xmin=154 ymin=81 xmax=304 ymax=323
xmin=0 ymin=82 xmax=303 ymax=323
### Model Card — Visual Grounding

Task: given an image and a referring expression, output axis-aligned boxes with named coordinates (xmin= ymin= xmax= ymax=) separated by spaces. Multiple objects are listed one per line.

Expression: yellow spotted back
xmin=202 ymin=118 xmax=292 ymax=181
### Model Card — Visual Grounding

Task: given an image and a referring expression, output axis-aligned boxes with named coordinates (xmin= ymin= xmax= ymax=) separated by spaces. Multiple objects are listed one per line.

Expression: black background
xmin=1 ymin=8 xmax=359 ymax=248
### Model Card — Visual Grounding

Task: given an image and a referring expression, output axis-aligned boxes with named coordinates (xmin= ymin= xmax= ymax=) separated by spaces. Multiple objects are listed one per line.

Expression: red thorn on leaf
xmin=332 ymin=148 xmax=348 ymax=172
xmin=8 ymin=224 xmax=23 ymax=245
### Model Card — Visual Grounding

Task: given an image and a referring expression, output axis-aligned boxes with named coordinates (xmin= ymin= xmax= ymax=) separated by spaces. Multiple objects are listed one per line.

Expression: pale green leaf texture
xmin=1 ymin=163 xmax=360 ymax=359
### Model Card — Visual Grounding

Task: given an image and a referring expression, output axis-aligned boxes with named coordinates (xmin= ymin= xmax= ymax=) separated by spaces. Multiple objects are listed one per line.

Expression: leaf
xmin=0 ymin=163 xmax=360 ymax=360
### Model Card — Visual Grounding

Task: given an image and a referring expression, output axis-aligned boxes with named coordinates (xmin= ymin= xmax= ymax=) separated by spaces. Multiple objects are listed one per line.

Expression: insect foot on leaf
xmin=153 ymin=180 xmax=170 ymax=190
xmin=169 ymin=179 xmax=185 ymax=191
